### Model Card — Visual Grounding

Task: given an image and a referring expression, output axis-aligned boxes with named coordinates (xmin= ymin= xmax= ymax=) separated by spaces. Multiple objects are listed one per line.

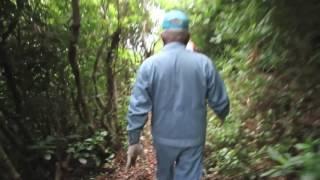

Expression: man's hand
xmin=126 ymin=143 xmax=144 ymax=171
xmin=218 ymin=114 xmax=227 ymax=127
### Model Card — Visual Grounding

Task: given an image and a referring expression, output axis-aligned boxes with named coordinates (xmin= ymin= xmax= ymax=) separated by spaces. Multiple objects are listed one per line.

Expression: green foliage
xmin=0 ymin=0 xmax=151 ymax=179
xmin=30 ymin=131 xmax=112 ymax=168
xmin=67 ymin=131 xmax=112 ymax=167
xmin=262 ymin=139 xmax=320 ymax=179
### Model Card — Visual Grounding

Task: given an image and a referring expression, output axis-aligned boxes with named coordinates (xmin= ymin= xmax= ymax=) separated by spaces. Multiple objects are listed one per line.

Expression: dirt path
xmin=96 ymin=117 xmax=223 ymax=180
xmin=97 ymin=124 xmax=156 ymax=180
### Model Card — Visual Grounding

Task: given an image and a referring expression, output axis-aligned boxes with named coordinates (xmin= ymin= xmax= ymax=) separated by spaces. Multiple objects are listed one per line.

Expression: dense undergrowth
xmin=154 ymin=0 xmax=320 ymax=179
xmin=174 ymin=0 xmax=320 ymax=179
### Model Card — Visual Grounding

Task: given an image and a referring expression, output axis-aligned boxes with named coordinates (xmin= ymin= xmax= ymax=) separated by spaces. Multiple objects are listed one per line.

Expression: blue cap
xmin=162 ymin=10 xmax=189 ymax=31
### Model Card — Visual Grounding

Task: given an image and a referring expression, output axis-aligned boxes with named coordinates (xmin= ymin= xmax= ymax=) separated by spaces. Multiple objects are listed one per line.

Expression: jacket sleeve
xmin=206 ymin=59 xmax=230 ymax=121
xmin=127 ymin=62 xmax=152 ymax=145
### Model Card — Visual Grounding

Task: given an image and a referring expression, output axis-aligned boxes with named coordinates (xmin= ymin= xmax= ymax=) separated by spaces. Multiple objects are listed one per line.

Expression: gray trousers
xmin=154 ymin=143 xmax=203 ymax=180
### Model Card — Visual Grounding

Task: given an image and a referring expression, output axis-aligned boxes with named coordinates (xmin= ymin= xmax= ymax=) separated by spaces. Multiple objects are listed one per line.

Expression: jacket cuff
xmin=128 ymin=129 xmax=141 ymax=145
xmin=217 ymin=104 xmax=230 ymax=121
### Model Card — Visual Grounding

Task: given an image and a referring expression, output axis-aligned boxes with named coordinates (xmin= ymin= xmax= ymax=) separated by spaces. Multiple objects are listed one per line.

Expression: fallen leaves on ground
xmin=97 ymin=133 xmax=156 ymax=180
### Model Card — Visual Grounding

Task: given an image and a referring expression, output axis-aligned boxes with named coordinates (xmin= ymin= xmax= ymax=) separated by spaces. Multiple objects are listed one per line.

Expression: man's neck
xmin=162 ymin=42 xmax=186 ymax=51
xmin=164 ymin=40 xmax=187 ymax=46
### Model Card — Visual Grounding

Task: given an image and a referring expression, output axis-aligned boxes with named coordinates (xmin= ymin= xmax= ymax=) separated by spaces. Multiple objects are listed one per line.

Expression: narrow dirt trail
xmin=97 ymin=121 xmax=156 ymax=180
xmin=96 ymin=117 xmax=223 ymax=180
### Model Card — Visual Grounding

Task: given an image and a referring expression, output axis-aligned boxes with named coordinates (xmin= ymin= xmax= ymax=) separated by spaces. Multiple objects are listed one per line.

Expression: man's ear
xmin=160 ymin=32 xmax=167 ymax=45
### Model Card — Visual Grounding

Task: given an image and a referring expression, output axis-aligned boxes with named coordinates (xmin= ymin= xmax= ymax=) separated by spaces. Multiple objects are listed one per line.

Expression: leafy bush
xmin=262 ymin=139 xmax=320 ymax=179
xmin=67 ymin=131 xmax=113 ymax=167
xmin=30 ymin=130 xmax=113 ymax=169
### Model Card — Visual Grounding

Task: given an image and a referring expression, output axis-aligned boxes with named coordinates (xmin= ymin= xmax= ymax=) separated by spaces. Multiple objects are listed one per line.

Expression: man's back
xmin=135 ymin=42 xmax=229 ymax=147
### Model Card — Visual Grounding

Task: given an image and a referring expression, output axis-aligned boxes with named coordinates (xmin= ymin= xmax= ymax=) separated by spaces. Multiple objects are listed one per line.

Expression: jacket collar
xmin=162 ymin=42 xmax=186 ymax=51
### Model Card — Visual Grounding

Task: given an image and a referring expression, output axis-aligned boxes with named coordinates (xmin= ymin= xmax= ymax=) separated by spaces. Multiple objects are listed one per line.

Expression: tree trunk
xmin=0 ymin=0 xmax=32 ymax=142
xmin=104 ymin=28 xmax=121 ymax=149
xmin=68 ymin=0 xmax=91 ymax=127
xmin=0 ymin=44 xmax=33 ymax=143
xmin=0 ymin=143 xmax=21 ymax=180
xmin=92 ymin=35 xmax=108 ymax=111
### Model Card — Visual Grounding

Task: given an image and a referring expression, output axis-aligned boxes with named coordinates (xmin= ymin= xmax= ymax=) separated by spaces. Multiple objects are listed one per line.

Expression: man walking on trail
xmin=126 ymin=10 xmax=230 ymax=180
